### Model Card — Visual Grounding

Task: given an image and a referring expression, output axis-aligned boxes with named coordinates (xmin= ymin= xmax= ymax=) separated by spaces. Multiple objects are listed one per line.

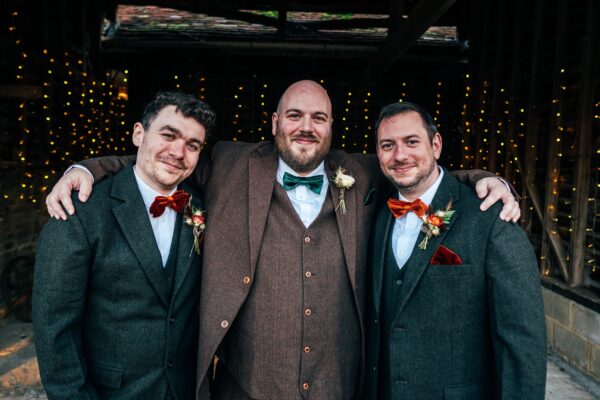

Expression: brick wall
xmin=544 ymin=288 xmax=600 ymax=383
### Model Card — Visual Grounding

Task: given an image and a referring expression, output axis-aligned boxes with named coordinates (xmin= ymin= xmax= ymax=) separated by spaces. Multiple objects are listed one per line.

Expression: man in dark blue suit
xmin=365 ymin=102 xmax=546 ymax=400
xmin=33 ymin=92 xmax=215 ymax=399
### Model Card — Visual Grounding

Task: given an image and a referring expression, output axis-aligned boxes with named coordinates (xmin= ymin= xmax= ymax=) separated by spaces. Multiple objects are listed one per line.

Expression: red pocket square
xmin=430 ymin=245 xmax=462 ymax=265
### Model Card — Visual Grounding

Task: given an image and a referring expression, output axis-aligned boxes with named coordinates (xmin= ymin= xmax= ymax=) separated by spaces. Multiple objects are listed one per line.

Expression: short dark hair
xmin=374 ymin=101 xmax=438 ymax=144
xmin=140 ymin=91 xmax=216 ymax=137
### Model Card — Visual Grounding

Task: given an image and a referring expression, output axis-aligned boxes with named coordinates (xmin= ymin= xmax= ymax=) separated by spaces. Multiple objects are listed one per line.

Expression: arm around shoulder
xmin=79 ymin=155 xmax=136 ymax=182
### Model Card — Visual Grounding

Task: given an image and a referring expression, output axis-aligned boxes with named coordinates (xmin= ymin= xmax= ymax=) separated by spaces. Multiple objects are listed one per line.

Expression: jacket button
xmin=166 ymin=361 xmax=173 ymax=368
xmin=243 ymin=276 xmax=251 ymax=285
xmin=305 ymin=271 xmax=312 ymax=278
xmin=304 ymin=308 xmax=312 ymax=316
xmin=374 ymin=319 xmax=378 ymax=324
xmin=304 ymin=236 xmax=311 ymax=243
xmin=303 ymin=346 xmax=311 ymax=353
xmin=302 ymin=382 xmax=309 ymax=390
xmin=169 ymin=316 xmax=175 ymax=323
xmin=221 ymin=320 xmax=229 ymax=328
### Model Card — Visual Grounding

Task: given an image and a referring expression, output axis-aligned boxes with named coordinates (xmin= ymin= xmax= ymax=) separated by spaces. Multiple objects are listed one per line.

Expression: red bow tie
xmin=150 ymin=190 xmax=189 ymax=218
xmin=387 ymin=198 xmax=428 ymax=219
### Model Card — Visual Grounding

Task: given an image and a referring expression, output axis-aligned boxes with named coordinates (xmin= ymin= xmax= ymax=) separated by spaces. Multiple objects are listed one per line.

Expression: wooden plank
xmin=0 ymin=85 xmax=43 ymax=99
xmin=540 ymin=0 xmax=570 ymax=281
xmin=277 ymin=2 xmax=287 ymax=37
xmin=504 ymin=0 xmax=525 ymax=184
xmin=488 ymin=0 xmax=507 ymax=172
xmin=363 ymin=0 xmax=456 ymax=85
xmin=474 ymin=0 xmax=493 ymax=170
xmin=568 ymin=0 xmax=598 ymax=287
xmin=522 ymin=0 xmax=544 ymax=237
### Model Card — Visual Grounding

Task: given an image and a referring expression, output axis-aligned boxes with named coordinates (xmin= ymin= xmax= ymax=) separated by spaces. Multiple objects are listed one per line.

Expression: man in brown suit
xmin=46 ymin=80 xmax=519 ymax=399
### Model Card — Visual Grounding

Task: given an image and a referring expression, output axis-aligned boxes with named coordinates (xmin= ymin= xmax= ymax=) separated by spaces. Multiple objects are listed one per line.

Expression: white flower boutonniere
xmin=332 ymin=167 xmax=355 ymax=214
xmin=183 ymin=197 xmax=206 ymax=256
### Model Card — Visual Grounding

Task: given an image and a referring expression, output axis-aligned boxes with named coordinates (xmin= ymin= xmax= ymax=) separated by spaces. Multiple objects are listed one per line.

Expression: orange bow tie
xmin=150 ymin=190 xmax=189 ymax=218
xmin=387 ymin=198 xmax=428 ymax=219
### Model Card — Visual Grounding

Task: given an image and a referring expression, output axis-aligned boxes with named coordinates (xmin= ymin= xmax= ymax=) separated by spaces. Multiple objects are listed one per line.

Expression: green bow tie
xmin=282 ymin=172 xmax=324 ymax=194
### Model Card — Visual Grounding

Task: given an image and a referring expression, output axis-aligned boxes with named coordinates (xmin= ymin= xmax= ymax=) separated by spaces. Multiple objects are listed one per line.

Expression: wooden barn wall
xmin=462 ymin=0 xmax=600 ymax=293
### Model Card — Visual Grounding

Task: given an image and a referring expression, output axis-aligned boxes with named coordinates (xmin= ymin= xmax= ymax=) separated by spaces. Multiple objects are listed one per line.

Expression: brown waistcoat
xmin=216 ymin=184 xmax=361 ymax=399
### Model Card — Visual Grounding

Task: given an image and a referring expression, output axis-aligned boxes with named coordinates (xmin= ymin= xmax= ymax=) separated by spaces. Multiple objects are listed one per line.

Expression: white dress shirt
xmin=391 ymin=168 xmax=444 ymax=270
xmin=276 ymin=158 xmax=329 ymax=228
xmin=133 ymin=167 xmax=177 ymax=267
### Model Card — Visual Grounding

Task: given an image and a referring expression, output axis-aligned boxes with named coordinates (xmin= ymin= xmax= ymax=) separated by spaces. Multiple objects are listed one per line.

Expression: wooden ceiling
xmin=102 ymin=0 xmax=462 ymax=85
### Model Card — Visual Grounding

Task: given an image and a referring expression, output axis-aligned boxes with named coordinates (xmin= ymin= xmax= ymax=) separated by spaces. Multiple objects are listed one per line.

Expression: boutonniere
xmin=331 ymin=167 xmax=355 ymax=214
xmin=418 ymin=200 xmax=455 ymax=250
xmin=183 ymin=197 xmax=206 ymax=256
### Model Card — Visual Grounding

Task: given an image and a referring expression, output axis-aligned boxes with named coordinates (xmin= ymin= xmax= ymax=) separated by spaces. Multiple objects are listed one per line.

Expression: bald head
xmin=276 ymin=80 xmax=332 ymax=117
xmin=272 ymin=80 xmax=333 ymax=175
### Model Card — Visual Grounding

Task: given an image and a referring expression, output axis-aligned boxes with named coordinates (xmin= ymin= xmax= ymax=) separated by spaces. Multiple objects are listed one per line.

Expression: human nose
xmin=393 ymin=145 xmax=408 ymax=162
xmin=169 ymin=139 xmax=185 ymax=159
xmin=299 ymin=115 xmax=313 ymax=132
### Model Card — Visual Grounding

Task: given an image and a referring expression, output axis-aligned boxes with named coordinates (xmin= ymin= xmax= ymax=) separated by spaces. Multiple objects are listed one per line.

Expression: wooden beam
xmin=504 ymin=134 xmax=570 ymax=279
xmin=363 ymin=0 xmax=456 ymax=85
xmin=117 ymin=0 xmax=390 ymax=14
xmin=541 ymin=0 xmax=570 ymax=281
xmin=277 ymin=2 xmax=287 ymax=37
xmin=0 ymin=85 xmax=43 ymax=99
xmin=568 ymin=0 xmax=598 ymax=287
xmin=504 ymin=0 xmax=525 ymax=183
xmin=522 ymin=0 xmax=544 ymax=237
xmin=488 ymin=0 xmax=507 ymax=172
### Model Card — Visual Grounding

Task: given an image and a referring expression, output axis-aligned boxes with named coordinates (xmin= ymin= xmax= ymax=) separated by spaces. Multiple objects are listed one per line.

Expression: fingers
xmin=78 ymin=177 xmax=92 ymax=202
xmin=477 ymin=177 xmax=522 ymax=222
xmin=46 ymin=186 xmax=68 ymax=220
xmin=45 ymin=169 xmax=91 ymax=220
xmin=498 ymin=198 xmax=521 ymax=222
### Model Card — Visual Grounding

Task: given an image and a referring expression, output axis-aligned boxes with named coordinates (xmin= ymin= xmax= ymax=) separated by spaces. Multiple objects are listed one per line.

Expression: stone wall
xmin=544 ymin=287 xmax=600 ymax=383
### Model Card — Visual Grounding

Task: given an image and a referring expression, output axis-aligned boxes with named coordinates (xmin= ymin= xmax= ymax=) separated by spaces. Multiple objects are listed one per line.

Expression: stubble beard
xmin=274 ymin=126 xmax=331 ymax=174
xmin=388 ymin=159 xmax=437 ymax=195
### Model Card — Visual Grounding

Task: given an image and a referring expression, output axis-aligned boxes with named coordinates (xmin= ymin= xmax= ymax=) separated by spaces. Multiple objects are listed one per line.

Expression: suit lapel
xmin=327 ymin=153 xmax=358 ymax=289
xmin=372 ymin=203 xmax=394 ymax=317
xmin=248 ymin=145 xmax=278 ymax=278
xmin=171 ymin=181 xmax=203 ymax=300
xmin=111 ymin=167 xmax=170 ymax=307
xmin=391 ymin=172 xmax=461 ymax=321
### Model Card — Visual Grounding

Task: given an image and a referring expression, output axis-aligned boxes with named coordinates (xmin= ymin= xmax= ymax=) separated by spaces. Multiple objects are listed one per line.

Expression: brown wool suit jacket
xmin=195 ymin=141 xmax=383 ymax=398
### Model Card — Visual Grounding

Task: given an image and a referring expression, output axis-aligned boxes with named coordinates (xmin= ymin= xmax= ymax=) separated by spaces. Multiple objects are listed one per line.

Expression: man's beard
xmin=387 ymin=159 xmax=436 ymax=193
xmin=274 ymin=127 xmax=331 ymax=174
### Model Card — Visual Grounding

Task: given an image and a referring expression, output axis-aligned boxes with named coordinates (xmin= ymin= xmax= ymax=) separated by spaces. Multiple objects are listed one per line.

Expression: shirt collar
xmin=398 ymin=166 xmax=444 ymax=206
xmin=133 ymin=166 xmax=177 ymax=209
xmin=276 ymin=157 xmax=326 ymax=185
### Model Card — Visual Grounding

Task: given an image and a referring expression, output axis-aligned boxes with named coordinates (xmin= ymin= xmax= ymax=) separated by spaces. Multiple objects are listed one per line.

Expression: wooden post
xmin=488 ymin=0 xmax=507 ymax=173
xmin=541 ymin=0 xmax=570 ymax=281
xmin=504 ymin=0 xmax=525 ymax=184
xmin=568 ymin=0 xmax=598 ymax=287
xmin=522 ymin=0 xmax=544 ymax=237
xmin=474 ymin=1 xmax=493 ymax=170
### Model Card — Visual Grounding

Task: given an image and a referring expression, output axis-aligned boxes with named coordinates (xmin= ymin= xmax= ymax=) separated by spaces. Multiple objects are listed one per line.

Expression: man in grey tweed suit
xmin=33 ymin=92 xmax=215 ymax=399
xmin=45 ymin=81 xmax=521 ymax=399
xmin=364 ymin=102 xmax=546 ymax=400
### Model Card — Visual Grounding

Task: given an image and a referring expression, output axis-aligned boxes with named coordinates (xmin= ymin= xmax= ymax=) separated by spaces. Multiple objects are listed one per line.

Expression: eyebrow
xmin=284 ymin=109 xmax=329 ymax=118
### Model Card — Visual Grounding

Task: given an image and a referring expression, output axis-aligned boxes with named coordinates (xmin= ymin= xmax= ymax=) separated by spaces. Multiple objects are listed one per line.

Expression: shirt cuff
xmin=66 ymin=164 xmax=94 ymax=183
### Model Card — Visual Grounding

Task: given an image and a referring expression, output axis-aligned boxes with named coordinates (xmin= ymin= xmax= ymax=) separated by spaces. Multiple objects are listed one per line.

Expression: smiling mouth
xmin=391 ymin=164 xmax=415 ymax=174
xmin=160 ymin=160 xmax=184 ymax=171
xmin=292 ymin=134 xmax=318 ymax=145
